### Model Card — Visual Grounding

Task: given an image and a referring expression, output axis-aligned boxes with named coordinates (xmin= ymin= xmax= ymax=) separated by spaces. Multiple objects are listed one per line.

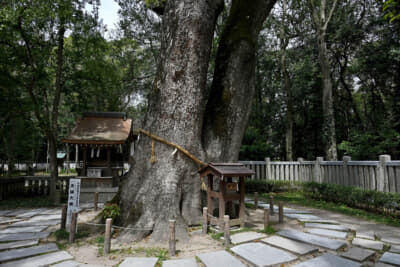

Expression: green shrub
xmin=245 ymin=179 xmax=300 ymax=194
xmin=102 ymin=203 xmax=120 ymax=220
xmin=302 ymin=182 xmax=400 ymax=217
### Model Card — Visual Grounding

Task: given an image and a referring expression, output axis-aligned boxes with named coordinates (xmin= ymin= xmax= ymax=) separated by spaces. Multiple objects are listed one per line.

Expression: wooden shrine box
xmin=199 ymin=163 xmax=254 ymax=229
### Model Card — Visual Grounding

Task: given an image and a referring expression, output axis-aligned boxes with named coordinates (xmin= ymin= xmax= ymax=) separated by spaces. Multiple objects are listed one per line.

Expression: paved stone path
xmin=0 ymin=200 xmax=400 ymax=266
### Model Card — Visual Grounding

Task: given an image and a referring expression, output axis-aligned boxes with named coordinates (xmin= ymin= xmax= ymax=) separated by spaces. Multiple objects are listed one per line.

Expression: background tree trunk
xmin=310 ymin=0 xmax=338 ymax=160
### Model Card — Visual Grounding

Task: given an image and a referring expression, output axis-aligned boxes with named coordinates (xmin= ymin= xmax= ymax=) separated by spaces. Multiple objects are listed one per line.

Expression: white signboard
xmin=66 ymin=178 xmax=81 ymax=232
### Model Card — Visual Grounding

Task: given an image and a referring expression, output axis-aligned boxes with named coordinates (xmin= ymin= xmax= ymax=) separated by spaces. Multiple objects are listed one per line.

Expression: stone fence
xmin=240 ymin=155 xmax=400 ymax=193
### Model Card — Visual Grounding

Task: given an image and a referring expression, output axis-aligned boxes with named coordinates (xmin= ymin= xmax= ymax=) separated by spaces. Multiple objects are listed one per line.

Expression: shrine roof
xmin=62 ymin=112 xmax=135 ymax=145
xmin=199 ymin=162 xmax=255 ymax=177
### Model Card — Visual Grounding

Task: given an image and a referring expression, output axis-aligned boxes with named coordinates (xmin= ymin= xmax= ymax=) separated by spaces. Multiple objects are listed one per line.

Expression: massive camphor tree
xmin=119 ymin=0 xmax=277 ymax=242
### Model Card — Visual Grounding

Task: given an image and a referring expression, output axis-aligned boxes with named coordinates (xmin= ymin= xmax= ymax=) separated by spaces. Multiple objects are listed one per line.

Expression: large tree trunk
xmin=202 ymin=0 xmax=276 ymax=161
xmin=318 ymin=33 xmax=337 ymax=160
xmin=120 ymin=0 xmax=223 ymax=242
xmin=120 ymin=0 xmax=277 ymax=242
xmin=48 ymin=133 xmax=58 ymax=201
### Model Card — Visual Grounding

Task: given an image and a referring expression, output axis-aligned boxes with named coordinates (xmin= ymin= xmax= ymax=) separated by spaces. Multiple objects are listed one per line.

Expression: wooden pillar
xmin=279 ymin=202 xmax=284 ymax=223
xmin=264 ymin=208 xmax=269 ymax=228
xmin=224 ymin=215 xmax=230 ymax=247
xmin=94 ymin=192 xmax=99 ymax=211
xmin=219 ymin=178 xmax=226 ymax=231
xmin=83 ymin=147 xmax=87 ymax=176
xmin=202 ymin=207 xmax=208 ymax=234
xmin=69 ymin=212 xmax=78 ymax=243
xmin=61 ymin=204 xmax=67 ymax=230
xmin=104 ymin=218 xmax=112 ymax=254
xmin=239 ymin=177 xmax=245 ymax=228
xmin=207 ymin=175 xmax=213 ymax=217
xmin=107 ymin=147 xmax=111 ymax=175
xmin=254 ymin=192 xmax=258 ymax=209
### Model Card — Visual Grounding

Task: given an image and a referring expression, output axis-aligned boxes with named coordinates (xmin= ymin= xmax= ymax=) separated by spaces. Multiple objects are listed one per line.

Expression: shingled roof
xmin=62 ymin=112 xmax=134 ymax=145
xmin=199 ymin=162 xmax=255 ymax=177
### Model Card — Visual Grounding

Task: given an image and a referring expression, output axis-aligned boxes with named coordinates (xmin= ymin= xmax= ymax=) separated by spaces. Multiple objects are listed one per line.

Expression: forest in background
xmin=1 ymin=0 xmax=399 ymax=174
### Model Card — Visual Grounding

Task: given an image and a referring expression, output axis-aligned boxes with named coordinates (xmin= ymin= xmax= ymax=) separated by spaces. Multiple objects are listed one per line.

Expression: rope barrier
xmin=82 ymin=222 xmax=152 ymax=231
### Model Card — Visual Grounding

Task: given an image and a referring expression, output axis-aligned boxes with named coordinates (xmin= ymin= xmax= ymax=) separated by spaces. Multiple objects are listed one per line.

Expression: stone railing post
xmin=343 ymin=156 xmax=351 ymax=186
xmin=314 ymin=157 xmax=323 ymax=183
xmin=265 ymin=157 xmax=271 ymax=180
xmin=378 ymin=155 xmax=391 ymax=192
xmin=297 ymin=158 xmax=304 ymax=181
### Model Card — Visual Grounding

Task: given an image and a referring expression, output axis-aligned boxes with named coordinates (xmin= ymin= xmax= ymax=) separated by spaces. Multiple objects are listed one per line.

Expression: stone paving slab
xmin=382 ymin=237 xmax=400 ymax=245
xmin=162 ymin=258 xmax=198 ymax=267
xmin=261 ymin=236 xmax=318 ymax=255
xmin=0 ymin=243 xmax=58 ymax=263
xmin=0 ymin=251 xmax=73 ymax=267
xmin=340 ymin=247 xmax=375 ymax=262
xmin=197 ymin=250 xmax=246 ymax=267
xmin=284 ymin=214 xmax=321 ymax=220
xmin=0 ymin=231 xmax=50 ymax=242
xmin=0 ymin=240 xmax=38 ymax=251
xmin=0 ymin=218 xmax=22 ymax=225
xmin=0 ymin=211 xmax=13 ymax=217
xmin=119 ymin=257 xmax=158 ymax=267
xmin=8 ymin=219 xmax=59 ymax=227
xmin=0 ymin=226 xmax=47 ymax=234
xmin=355 ymin=232 xmax=375 ymax=240
xmin=15 ymin=209 xmax=50 ymax=218
xmin=257 ymin=204 xmax=312 ymax=214
xmin=390 ymin=245 xmax=400 ymax=254
xmin=298 ymin=218 xmax=340 ymax=224
xmin=292 ymin=253 xmax=361 ymax=267
xmin=52 ymin=261 xmax=102 ymax=267
xmin=305 ymin=223 xmax=348 ymax=231
xmin=29 ymin=214 xmax=61 ymax=222
xmin=0 ymin=210 xmax=30 ymax=217
xmin=352 ymin=238 xmax=384 ymax=251
xmin=306 ymin=228 xmax=348 ymax=239
xmin=380 ymin=252 xmax=400 ymax=266
xmin=230 ymin=232 xmax=267 ymax=244
xmin=277 ymin=229 xmax=347 ymax=250
xmin=375 ymin=262 xmax=396 ymax=267
xmin=231 ymin=242 xmax=297 ymax=267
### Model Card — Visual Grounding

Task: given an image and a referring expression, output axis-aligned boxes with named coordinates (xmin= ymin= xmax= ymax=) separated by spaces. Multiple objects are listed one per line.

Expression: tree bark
xmin=280 ymin=0 xmax=293 ymax=161
xmin=310 ymin=0 xmax=338 ymax=160
xmin=202 ymin=0 xmax=276 ymax=161
xmin=120 ymin=0 xmax=277 ymax=242
xmin=318 ymin=33 xmax=337 ymax=160
xmin=120 ymin=0 xmax=224 ymax=242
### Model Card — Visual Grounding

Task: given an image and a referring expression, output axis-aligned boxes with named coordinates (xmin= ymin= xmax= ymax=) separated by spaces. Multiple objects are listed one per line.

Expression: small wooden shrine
xmin=62 ymin=112 xmax=136 ymax=188
xmin=199 ymin=163 xmax=254 ymax=229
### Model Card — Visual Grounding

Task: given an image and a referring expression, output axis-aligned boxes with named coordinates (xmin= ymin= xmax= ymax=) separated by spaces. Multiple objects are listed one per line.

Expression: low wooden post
xmin=104 ymin=218 xmax=112 ymax=254
xmin=279 ymin=202 xmax=284 ymax=223
xmin=61 ymin=204 xmax=67 ymax=230
xmin=69 ymin=212 xmax=78 ymax=243
xmin=269 ymin=195 xmax=274 ymax=215
xmin=263 ymin=208 xmax=269 ymax=228
xmin=94 ymin=192 xmax=99 ymax=211
xmin=169 ymin=220 xmax=176 ymax=256
xmin=254 ymin=192 xmax=258 ymax=209
xmin=202 ymin=207 xmax=208 ymax=234
xmin=224 ymin=215 xmax=230 ymax=247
